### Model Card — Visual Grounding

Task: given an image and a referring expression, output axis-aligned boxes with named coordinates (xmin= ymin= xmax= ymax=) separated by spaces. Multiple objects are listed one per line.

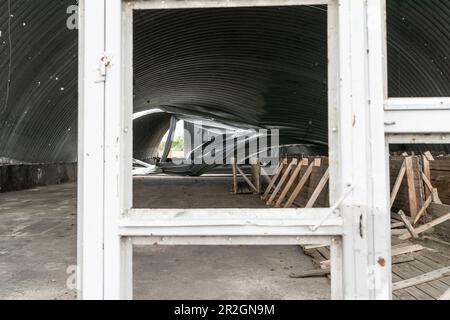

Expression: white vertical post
xmin=103 ymin=0 xmax=133 ymax=299
xmin=330 ymin=237 xmax=343 ymax=299
xmin=366 ymin=0 xmax=392 ymax=300
xmin=337 ymin=0 xmax=391 ymax=299
xmin=327 ymin=0 xmax=339 ymax=204
xmin=78 ymin=0 xmax=106 ymax=299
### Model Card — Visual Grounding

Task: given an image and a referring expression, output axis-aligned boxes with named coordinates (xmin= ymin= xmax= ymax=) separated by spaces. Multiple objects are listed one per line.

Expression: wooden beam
xmin=405 ymin=157 xmax=419 ymax=219
xmin=397 ymin=210 xmax=419 ymax=239
xmin=393 ymin=266 xmax=450 ymax=291
xmin=261 ymin=159 xmax=286 ymax=201
xmin=392 ymin=255 xmax=415 ymax=265
xmin=251 ymin=159 xmax=261 ymax=194
xmin=289 ymin=269 xmax=330 ymax=278
xmin=284 ymin=162 xmax=315 ymax=208
xmin=235 ymin=165 xmax=258 ymax=193
xmin=391 ymin=229 xmax=408 ymax=236
xmin=421 ymin=171 xmax=434 ymax=195
xmin=399 ymin=213 xmax=450 ymax=240
xmin=390 ymin=160 xmax=406 ymax=208
xmin=304 ymin=243 xmax=329 ymax=250
xmin=391 ymin=221 xmax=405 ymax=229
xmin=413 ymin=195 xmax=432 ymax=225
xmin=422 ymin=155 xmax=431 ymax=199
xmin=275 ymin=159 xmax=307 ymax=208
xmin=432 ymin=188 xmax=443 ymax=205
xmin=422 ymin=236 xmax=450 ymax=247
xmin=424 ymin=151 xmax=435 ymax=161
xmin=266 ymin=159 xmax=297 ymax=206
xmin=305 ymin=168 xmax=330 ymax=208
xmin=391 ymin=244 xmax=424 ymax=256
xmin=231 ymin=158 xmax=238 ymax=194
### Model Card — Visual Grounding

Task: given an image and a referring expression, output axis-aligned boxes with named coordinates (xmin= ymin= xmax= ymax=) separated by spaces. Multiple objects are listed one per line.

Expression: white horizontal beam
xmin=119 ymin=208 xmax=343 ymax=236
xmin=384 ymin=109 xmax=450 ymax=135
xmin=131 ymin=235 xmax=336 ymax=245
xmin=128 ymin=0 xmax=333 ymax=10
xmin=385 ymin=98 xmax=450 ymax=111
xmin=386 ymin=134 xmax=449 ymax=145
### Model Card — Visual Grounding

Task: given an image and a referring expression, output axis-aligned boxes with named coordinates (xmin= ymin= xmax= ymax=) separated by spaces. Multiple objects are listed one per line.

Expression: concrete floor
xmin=0 ymin=176 xmax=330 ymax=300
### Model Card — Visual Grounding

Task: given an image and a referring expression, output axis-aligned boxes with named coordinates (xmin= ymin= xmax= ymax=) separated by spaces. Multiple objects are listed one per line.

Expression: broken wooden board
xmin=399 ymin=213 xmax=450 ymax=240
xmin=393 ymin=266 xmax=450 ymax=291
xmin=398 ymin=210 xmax=419 ymax=239
xmin=289 ymin=269 xmax=330 ymax=279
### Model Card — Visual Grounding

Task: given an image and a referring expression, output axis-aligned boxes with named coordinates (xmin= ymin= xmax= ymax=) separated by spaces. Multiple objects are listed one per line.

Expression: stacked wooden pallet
xmin=261 ymin=157 xmax=330 ymax=209
xmin=390 ymin=154 xmax=450 ymax=240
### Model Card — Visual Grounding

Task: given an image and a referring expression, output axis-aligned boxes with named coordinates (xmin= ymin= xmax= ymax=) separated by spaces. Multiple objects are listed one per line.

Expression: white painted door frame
xmin=78 ymin=0 xmax=449 ymax=300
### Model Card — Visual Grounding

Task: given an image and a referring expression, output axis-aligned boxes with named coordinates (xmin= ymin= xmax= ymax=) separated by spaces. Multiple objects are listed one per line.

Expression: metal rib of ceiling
xmin=0 ymin=0 xmax=449 ymax=164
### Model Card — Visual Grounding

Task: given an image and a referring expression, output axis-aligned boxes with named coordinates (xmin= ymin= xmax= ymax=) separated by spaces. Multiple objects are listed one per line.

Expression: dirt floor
xmin=0 ymin=176 xmax=330 ymax=300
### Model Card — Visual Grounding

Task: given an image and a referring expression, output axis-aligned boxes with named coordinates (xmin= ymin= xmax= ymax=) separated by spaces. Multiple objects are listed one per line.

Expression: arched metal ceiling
xmin=133 ymin=6 xmax=329 ymax=148
xmin=0 ymin=0 xmax=449 ymax=163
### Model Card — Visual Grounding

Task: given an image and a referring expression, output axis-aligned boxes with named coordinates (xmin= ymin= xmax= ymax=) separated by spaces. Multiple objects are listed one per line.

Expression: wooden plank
xmin=261 ymin=159 xmax=285 ymax=200
xmin=424 ymin=151 xmax=435 ymax=161
xmin=423 ymin=155 xmax=431 ymax=199
xmin=251 ymin=159 xmax=261 ymax=194
xmin=409 ymin=259 xmax=450 ymax=294
xmin=412 ymin=254 xmax=450 ymax=291
xmin=304 ymin=244 xmax=329 ymax=250
xmin=399 ymin=213 xmax=450 ymax=240
xmin=235 ymin=165 xmax=258 ymax=193
xmin=422 ymin=236 xmax=450 ymax=247
xmin=392 ymin=229 xmax=408 ymax=236
xmin=316 ymin=246 xmax=330 ymax=260
xmin=422 ymin=172 xmax=434 ymax=195
xmin=392 ymin=266 xmax=450 ymax=291
xmin=418 ymin=250 xmax=450 ymax=266
xmin=392 ymin=255 xmax=415 ymax=265
xmin=231 ymin=158 xmax=238 ymax=194
xmin=266 ymin=159 xmax=297 ymax=206
xmin=392 ymin=263 xmax=446 ymax=298
xmin=305 ymin=168 xmax=330 ymax=208
xmin=274 ymin=159 xmax=307 ymax=208
xmin=432 ymin=188 xmax=443 ymax=205
xmin=405 ymin=157 xmax=419 ymax=219
xmin=391 ymin=221 xmax=405 ymax=229
xmin=284 ymin=162 xmax=314 ymax=208
xmin=320 ymin=260 xmax=330 ymax=269
xmin=391 ymin=244 xmax=424 ymax=256
xmin=421 ymin=172 xmax=441 ymax=204
xmin=390 ymin=160 xmax=406 ymax=208
xmin=397 ymin=210 xmax=419 ymax=239
xmin=302 ymin=247 xmax=327 ymax=267
xmin=392 ymin=263 xmax=439 ymax=299
xmin=289 ymin=269 xmax=330 ymax=279
xmin=428 ymin=203 xmax=450 ymax=240
xmin=413 ymin=195 xmax=432 ymax=225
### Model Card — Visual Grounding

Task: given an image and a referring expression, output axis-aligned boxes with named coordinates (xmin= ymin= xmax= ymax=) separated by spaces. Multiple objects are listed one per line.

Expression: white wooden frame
xmin=78 ymin=0 xmax=406 ymax=300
